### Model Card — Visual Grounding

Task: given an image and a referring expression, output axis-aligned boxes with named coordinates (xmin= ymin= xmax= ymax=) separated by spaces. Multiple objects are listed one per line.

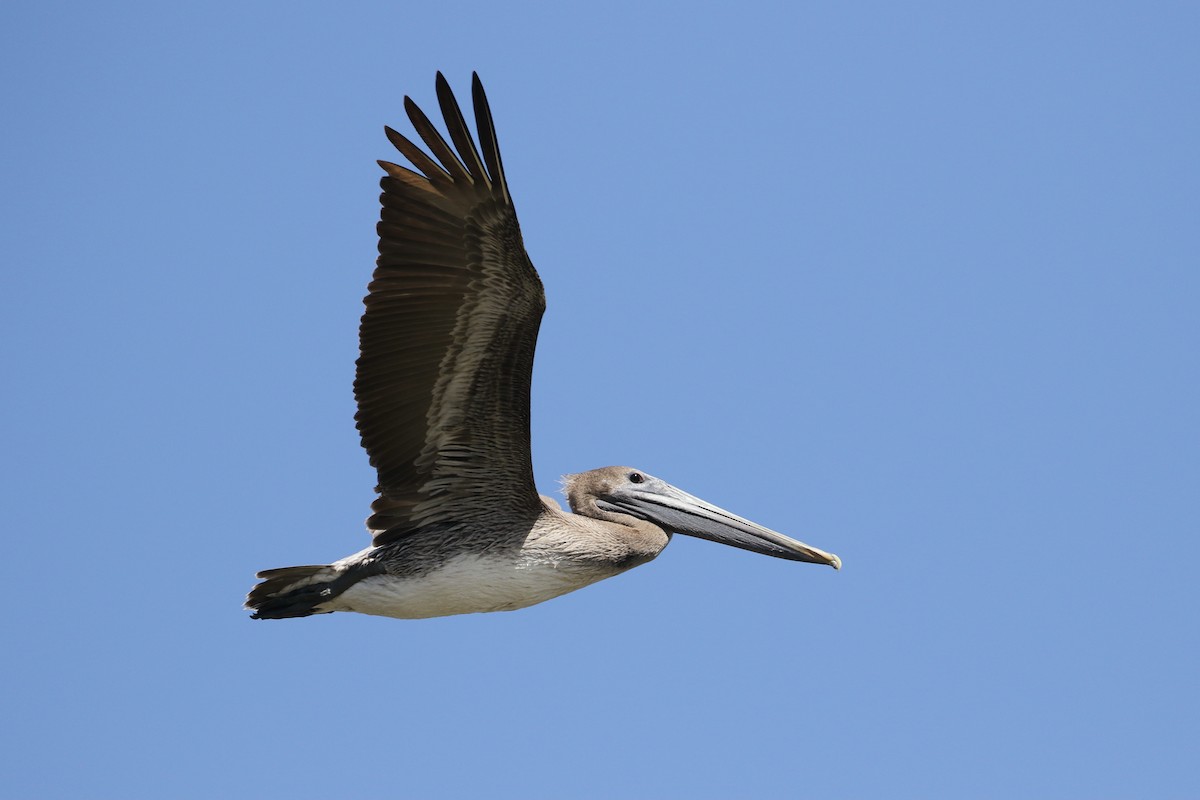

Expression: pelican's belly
xmin=324 ymin=553 xmax=618 ymax=619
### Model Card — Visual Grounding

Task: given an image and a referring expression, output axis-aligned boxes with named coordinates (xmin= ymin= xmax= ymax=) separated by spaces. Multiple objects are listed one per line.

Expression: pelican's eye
xmin=628 ymin=472 xmax=645 ymax=484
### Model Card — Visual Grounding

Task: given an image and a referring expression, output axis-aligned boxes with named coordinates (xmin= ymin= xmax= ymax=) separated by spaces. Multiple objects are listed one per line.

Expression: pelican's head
xmin=563 ymin=466 xmax=841 ymax=569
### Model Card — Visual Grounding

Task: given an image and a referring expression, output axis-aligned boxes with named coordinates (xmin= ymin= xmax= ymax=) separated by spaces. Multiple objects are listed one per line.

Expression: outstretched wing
xmin=356 ymin=73 xmax=545 ymax=545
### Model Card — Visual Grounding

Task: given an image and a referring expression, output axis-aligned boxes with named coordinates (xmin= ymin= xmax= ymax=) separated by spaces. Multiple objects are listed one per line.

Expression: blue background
xmin=3 ymin=2 xmax=1197 ymax=797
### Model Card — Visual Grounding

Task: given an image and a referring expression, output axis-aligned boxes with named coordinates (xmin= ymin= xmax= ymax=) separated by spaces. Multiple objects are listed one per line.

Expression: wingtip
xmin=383 ymin=125 xmax=408 ymax=150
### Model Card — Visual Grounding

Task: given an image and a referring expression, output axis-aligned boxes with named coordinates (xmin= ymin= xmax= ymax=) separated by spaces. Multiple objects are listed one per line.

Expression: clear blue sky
xmin=3 ymin=2 xmax=1197 ymax=797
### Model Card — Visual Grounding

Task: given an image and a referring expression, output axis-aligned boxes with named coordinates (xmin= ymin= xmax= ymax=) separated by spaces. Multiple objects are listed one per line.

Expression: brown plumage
xmin=360 ymin=74 xmax=544 ymax=542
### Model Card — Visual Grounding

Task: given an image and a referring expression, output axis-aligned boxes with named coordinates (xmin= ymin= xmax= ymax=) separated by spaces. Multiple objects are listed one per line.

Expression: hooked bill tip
xmin=829 ymin=554 xmax=842 ymax=571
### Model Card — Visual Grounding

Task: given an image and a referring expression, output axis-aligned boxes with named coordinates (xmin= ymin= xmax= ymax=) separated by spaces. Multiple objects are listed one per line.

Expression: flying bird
xmin=246 ymin=74 xmax=840 ymax=620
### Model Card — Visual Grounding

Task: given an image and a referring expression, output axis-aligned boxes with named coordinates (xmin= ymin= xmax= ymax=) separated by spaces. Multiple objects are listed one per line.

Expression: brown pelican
xmin=246 ymin=74 xmax=840 ymax=620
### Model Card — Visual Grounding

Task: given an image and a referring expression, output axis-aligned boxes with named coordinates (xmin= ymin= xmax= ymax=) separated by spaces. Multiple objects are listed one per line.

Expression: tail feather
xmin=246 ymin=565 xmax=340 ymax=619
xmin=246 ymin=561 xmax=385 ymax=619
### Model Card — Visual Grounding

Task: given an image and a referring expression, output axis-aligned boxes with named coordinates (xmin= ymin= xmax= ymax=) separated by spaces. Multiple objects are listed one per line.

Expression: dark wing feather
xmin=356 ymin=73 xmax=545 ymax=544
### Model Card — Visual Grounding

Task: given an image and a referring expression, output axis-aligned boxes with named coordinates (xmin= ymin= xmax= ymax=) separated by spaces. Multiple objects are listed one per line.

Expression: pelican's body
xmin=333 ymin=552 xmax=625 ymax=620
xmin=246 ymin=75 xmax=839 ymax=621
xmin=321 ymin=500 xmax=663 ymax=619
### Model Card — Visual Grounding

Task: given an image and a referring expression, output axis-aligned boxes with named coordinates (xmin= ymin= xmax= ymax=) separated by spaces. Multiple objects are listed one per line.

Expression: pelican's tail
xmin=245 ymin=565 xmax=339 ymax=619
xmin=246 ymin=563 xmax=367 ymax=618
xmin=247 ymin=559 xmax=387 ymax=619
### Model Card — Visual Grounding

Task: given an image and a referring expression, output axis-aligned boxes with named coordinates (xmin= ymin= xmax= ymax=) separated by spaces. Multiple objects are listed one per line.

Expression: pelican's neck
xmin=553 ymin=497 xmax=669 ymax=566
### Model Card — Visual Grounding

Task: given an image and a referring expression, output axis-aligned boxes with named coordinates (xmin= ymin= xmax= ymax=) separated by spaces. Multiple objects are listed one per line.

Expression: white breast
xmin=322 ymin=552 xmax=620 ymax=619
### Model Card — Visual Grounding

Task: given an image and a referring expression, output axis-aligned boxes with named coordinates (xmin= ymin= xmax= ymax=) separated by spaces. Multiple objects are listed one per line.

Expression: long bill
xmin=597 ymin=481 xmax=841 ymax=569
